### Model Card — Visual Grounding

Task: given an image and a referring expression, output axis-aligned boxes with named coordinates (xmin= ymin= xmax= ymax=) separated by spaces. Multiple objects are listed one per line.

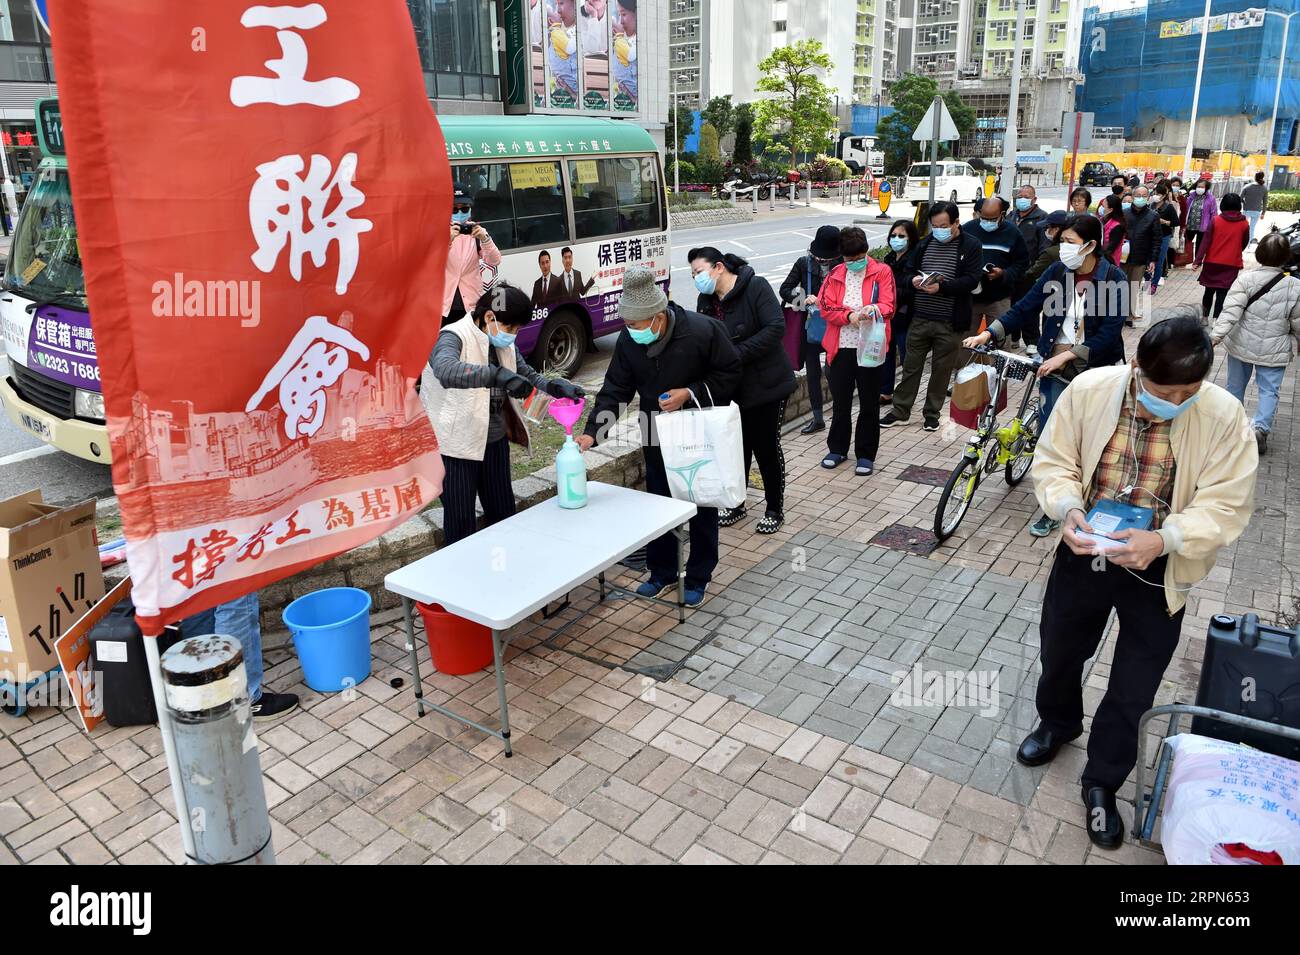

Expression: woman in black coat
xmin=880 ymin=219 xmax=918 ymax=404
xmin=778 ymin=225 xmax=843 ymax=434
xmin=691 ymin=246 xmax=797 ymax=534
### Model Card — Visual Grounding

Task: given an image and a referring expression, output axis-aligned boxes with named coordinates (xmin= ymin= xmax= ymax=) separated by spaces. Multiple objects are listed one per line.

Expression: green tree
xmin=695 ymin=121 xmax=725 ymax=184
xmin=733 ymin=103 xmax=754 ymax=166
xmin=876 ymin=73 xmax=976 ymax=175
xmin=701 ymin=95 xmax=736 ymax=141
xmin=753 ymin=39 xmax=836 ymax=170
xmin=665 ymin=103 xmax=690 ymax=155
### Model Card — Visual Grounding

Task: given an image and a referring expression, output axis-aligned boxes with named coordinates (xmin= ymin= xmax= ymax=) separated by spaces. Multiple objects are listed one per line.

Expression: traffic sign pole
xmin=927 ymin=95 xmax=940 ymax=208
xmin=1067 ymin=111 xmax=1083 ymax=195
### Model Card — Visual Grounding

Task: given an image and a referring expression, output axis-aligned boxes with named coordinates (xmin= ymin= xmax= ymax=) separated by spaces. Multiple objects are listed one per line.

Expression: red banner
xmin=51 ymin=1 xmax=450 ymax=633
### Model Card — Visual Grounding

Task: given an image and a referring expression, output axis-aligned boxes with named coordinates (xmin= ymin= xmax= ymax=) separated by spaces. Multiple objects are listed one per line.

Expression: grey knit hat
xmin=617 ymin=266 xmax=667 ymax=322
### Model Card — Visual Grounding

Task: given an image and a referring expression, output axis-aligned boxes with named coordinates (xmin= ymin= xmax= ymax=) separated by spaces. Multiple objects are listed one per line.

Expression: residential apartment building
xmin=669 ymin=0 xmax=707 ymax=110
xmin=900 ymin=0 xmax=1085 ymax=156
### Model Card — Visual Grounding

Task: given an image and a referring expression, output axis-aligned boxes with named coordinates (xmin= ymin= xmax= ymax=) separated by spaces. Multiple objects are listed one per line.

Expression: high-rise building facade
xmin=669 ymin=0 xmax=707 ymax=110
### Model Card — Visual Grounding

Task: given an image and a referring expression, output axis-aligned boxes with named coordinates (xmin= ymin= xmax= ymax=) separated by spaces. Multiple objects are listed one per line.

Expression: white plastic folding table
xmin=383 ymin=482 xmax=697 ymax=756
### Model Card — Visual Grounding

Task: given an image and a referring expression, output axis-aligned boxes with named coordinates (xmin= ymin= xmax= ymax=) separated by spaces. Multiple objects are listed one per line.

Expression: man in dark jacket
xmin=1022 ymin=210 xmax=1073 ymax=290
xmin=1011 ymin=186 xmax=1050 ymax=265
xmin=967 ymin=196 xmax=1030 ymax=353
xmin=692 ymin=247 xmax=797 ymax=534
xmin=580 ymin=266 xmax=742 ymax=606
xmin=1122 ymin=185 xmax=1160 ymax=326
xmin=881 ymin=201 xmax=985 ymax=431
xmin=779 ymin=225 xmax=841 ymax=434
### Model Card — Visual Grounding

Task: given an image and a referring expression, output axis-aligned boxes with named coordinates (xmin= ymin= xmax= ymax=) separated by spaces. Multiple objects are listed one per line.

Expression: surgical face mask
xmin=693 ymin=269 xmax=717 ymax=295
xmin=888 ymin=235 xmax=909 ymax=253
xmin=1015 ymin=197 xmax=1032 ymax=213
xmin=1195 ymin=186 xmax=1207 ymax=195
xmin=1122 ymin=201 xmax=1132 ymax=212
xmin=845 ymin=257 xmax=868 ymax=272
xmin=487 ymin=318 xmax=516 ymax=348
xmin=931 ymin=226 xmax=953 ymax=243
xmin=1059 ymin=240 xmax=1092 ymax=270
xmin=1133 ymin=197 xmax=1148 ymax=208
xmin=452 ymin=210 xmax=471 ymax=224
xmin=980 ymin=218 xmax=999 ymax=232
xmin=1136 ymin=371 xmax=1201 ymax=420
xmin=628 ymin=321 xmax=659 ymax=345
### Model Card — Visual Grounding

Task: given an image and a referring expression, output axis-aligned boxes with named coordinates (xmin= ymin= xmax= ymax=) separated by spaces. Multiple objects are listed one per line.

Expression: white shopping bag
xmin=656 ymin=388 xmax=746 ymax=509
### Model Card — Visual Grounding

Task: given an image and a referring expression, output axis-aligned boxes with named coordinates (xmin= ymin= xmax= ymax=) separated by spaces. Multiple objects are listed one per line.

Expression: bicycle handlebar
xmin=967 ymin=343 xmax=1043 ymax=368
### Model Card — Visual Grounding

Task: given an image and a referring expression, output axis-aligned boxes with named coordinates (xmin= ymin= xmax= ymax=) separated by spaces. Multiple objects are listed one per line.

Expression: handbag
xmin=804 ymin=256 xmax=827 ymax=344
xmin=656 ymin=384 xmax=746 ymax=509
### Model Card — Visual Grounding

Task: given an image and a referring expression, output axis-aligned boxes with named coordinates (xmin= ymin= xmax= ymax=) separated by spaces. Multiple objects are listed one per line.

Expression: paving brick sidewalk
xmin=2 ymin=266 xmax=1292 ymax=865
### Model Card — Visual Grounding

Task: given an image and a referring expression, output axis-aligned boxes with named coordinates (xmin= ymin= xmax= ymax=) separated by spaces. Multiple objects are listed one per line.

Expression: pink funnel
xmin=547 ymin=397 xmax=585 ymax=435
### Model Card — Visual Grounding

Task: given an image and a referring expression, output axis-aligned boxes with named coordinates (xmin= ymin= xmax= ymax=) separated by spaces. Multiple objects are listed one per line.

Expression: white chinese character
xmin=230 ymin=3 xmax=360 ymax=108
xmin=496 ymin=142 xmax=506 ymax=153
xmin=58 ymin=323 xmax=72 ymax=349
xmin=249 ymin=152 xmax=373 ymax=295
xmin=34 ymin=317 xmax=46 ymax=341
xmin=246 ymin=314 xmax=369 ymax=440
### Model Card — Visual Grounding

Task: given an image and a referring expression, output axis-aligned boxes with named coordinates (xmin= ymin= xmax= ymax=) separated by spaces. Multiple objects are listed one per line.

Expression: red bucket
xmin=415 ymin=602 xmax=493 ymax=675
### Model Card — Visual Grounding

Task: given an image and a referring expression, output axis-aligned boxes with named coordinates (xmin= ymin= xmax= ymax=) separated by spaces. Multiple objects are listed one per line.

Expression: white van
xmin=901 ymin=160 xmax=985 ymax=204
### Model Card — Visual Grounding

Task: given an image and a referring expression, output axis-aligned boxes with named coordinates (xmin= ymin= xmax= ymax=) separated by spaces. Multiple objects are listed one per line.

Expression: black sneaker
xmin=923 ymin=418 xmax=940 ymax=432
xmin=252 ymin=691 xmax=300 ymax=722
xmin=880 ymin=411 xmax=904 ymax=428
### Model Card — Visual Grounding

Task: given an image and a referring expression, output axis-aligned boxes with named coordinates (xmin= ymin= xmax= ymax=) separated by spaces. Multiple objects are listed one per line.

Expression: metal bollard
xmin=805 ymin=179 xmax=812 ymax=206
xmin=751 ymin=187 xmax=757 ymax=213
xmin=161 ymin=634 xmax=276 ymax=865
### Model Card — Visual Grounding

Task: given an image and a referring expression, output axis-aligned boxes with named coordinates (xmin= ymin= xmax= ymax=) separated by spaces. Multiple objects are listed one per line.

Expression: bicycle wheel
xmin=1005 ymin=396 xmax=1042 ymax=486
xmin=935 ymin=454 xmax=982 ymax=541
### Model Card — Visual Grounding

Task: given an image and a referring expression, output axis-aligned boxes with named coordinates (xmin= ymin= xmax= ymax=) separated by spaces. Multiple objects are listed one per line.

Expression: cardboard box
xmin=0 ymin=491 xmax=105 ymax=682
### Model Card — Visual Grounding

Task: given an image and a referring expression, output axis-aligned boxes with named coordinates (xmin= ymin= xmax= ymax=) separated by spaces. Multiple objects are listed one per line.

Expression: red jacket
xmin=818 ymin=258 xmax=896 ymax=366
xmin=1195 ymin=211 xmax=1249 ymax=269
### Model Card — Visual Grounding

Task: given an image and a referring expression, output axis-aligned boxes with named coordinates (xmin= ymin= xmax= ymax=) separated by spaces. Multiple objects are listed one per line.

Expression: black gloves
xmin=495 ymin=368 xmax=533 ymax=399
xmin=546 ymin=379 xmax=586 ymax=400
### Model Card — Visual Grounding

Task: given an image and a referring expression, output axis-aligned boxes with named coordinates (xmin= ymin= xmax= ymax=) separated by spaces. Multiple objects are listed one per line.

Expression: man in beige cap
xmin=578 ymin=266 xmax=741 ymax=606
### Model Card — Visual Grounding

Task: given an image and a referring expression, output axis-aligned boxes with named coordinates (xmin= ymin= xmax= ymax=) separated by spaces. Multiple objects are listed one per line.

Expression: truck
xmin=837 ymin=133 xmax=885 ymax=177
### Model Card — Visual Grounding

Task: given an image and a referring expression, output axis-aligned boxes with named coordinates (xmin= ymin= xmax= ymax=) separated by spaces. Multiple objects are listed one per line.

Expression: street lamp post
xmin=1182 ymin=0 xmax=1213 ymax=179
xmin=1001 ymin=0 xmax=1027 ymax=195
xmin=672 ymin=71 xmax=679 ymax=195
xmin=1264 ymin=9 xmax=1299 ymax=185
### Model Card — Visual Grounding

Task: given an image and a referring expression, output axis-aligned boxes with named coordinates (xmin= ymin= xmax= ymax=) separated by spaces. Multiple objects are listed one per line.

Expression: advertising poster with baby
xmin=50 ymin=0 xmax=452 ymax=633
xmin=531 ymin=0 xmax=637 ymax=113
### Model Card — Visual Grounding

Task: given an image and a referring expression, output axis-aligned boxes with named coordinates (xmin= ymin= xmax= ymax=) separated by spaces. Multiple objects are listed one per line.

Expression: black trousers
xmin=827 ymin=348 xmax=882 ymax=461
xmin=1201 ymin=286 xmax=1229 ymax=318
xmin=642 ymin=444 xmax=718 ymax=590
xmin=1036 ymin=543 xmax=1184 ymax=792
xmin=799 ymin=330 xmax=825 ymax=417
xmin=740 ymin=398 xmax=787 ymax=517
xmin=440 ymin=437 xmax=516 ymax=546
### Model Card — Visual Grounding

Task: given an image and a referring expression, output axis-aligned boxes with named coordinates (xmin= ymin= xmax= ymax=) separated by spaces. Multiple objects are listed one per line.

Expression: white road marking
xmin=0 ymin=444 xmax=58 ymax=466
xmin=726 ymin=240 xmax=754 ymax=252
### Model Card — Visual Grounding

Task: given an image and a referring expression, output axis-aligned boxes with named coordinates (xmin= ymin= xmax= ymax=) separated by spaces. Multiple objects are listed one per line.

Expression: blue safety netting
xmin=1079 ymin=0 xmax=1300 ymax=144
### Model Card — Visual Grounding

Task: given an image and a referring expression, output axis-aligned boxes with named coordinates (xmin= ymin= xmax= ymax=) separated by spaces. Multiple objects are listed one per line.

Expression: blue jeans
xmin=1245 ymin=210 xmax=1262 ymax=242
xmin=1225 ymin=355 xmax=1285 ymax=433
xmin=1151 ymin=235 xmax=1172 ymax=288
xmin=1038 ymin=374 xmax=1069 ymax=432
xmin=181 ymin=593 xmax=264 ymax=701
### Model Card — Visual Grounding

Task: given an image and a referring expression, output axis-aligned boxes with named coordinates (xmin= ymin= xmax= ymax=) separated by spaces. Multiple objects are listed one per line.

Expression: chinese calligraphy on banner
xmin=49 ymin=0 xmax=452 ymax=633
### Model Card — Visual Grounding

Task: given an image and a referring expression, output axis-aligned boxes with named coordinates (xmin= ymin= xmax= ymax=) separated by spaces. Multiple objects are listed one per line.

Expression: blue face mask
xmin=931 ymin=226 xmax=953 ymax=243
xmin=1136 ymin=372 xmax=1200 ymax=420
xmin=980 ymin=219 xmax=999 ymax=232
xmin=487 ymin=320 xmax=516 ymax=348
xmin=628 ymin=323 xmax=659 ymax=345
xmin=1133 ymin=197 xmax=1148 ymax=208
xmin=693 ymin=270 xmax=717 ymax=295
xmin=452 ymin=211 xmax=470 ymax=224
xmin=888 ymin=236 xmax=909 ymax=253
xmin=1122 ymin=201 xmax=1132 ymax=212
xmin=845 ymin=257 xmax=868 ymax=272
xmin=1014 ymin=197 xmax=1032 ymax=212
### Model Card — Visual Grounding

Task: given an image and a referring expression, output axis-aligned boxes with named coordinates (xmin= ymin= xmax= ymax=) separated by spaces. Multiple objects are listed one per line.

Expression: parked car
xmin=901 ymin=160 xmax=984 ymax=204
xmin=1077 ymin=160 xmax=1120 ymax=188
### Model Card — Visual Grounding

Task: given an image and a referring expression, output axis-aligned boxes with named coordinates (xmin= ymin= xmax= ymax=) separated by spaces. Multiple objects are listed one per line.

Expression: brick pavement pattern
xmin=1 ymin=266 xmax=1292 ymax=865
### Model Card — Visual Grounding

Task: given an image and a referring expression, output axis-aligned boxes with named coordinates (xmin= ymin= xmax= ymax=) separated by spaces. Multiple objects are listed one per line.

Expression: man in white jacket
xmin=1021 ymin=318 xmax=1258 ymax=849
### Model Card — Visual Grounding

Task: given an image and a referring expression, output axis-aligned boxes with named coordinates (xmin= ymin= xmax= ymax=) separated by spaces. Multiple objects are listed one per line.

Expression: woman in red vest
xmin=1194 ymin=192 xmax=1250 ymax=321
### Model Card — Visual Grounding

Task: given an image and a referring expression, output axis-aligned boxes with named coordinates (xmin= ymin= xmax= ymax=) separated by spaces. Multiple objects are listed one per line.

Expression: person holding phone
xmin=1024 ymin=318 xmax=1257 ymax=849
xmin=967 ymin=196 xmax=1029 ymax=353
xmin=881 ymin=202 xmax=984 ymax=432
xmin=442 ymin=187 xmax=500 ymax=325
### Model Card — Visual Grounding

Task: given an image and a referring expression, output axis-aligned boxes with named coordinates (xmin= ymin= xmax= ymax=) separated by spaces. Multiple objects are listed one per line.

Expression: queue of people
xmin=419 ymin=179 xmax=1273 ymax=852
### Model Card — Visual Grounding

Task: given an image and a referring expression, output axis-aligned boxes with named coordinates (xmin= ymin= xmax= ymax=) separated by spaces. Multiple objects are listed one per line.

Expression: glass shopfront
xmin=407 ymin=0 xmax=502 ymax=102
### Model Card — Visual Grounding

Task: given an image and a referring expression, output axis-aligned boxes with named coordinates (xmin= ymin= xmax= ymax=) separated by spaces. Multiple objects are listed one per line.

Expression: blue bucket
xmin=282 ymin=587 xmax=373 ymax=692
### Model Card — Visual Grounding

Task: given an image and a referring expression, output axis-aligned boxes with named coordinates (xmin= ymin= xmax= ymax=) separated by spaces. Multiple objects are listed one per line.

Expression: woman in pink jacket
xmin=442 ymin=187 xmax=502 ymax=322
